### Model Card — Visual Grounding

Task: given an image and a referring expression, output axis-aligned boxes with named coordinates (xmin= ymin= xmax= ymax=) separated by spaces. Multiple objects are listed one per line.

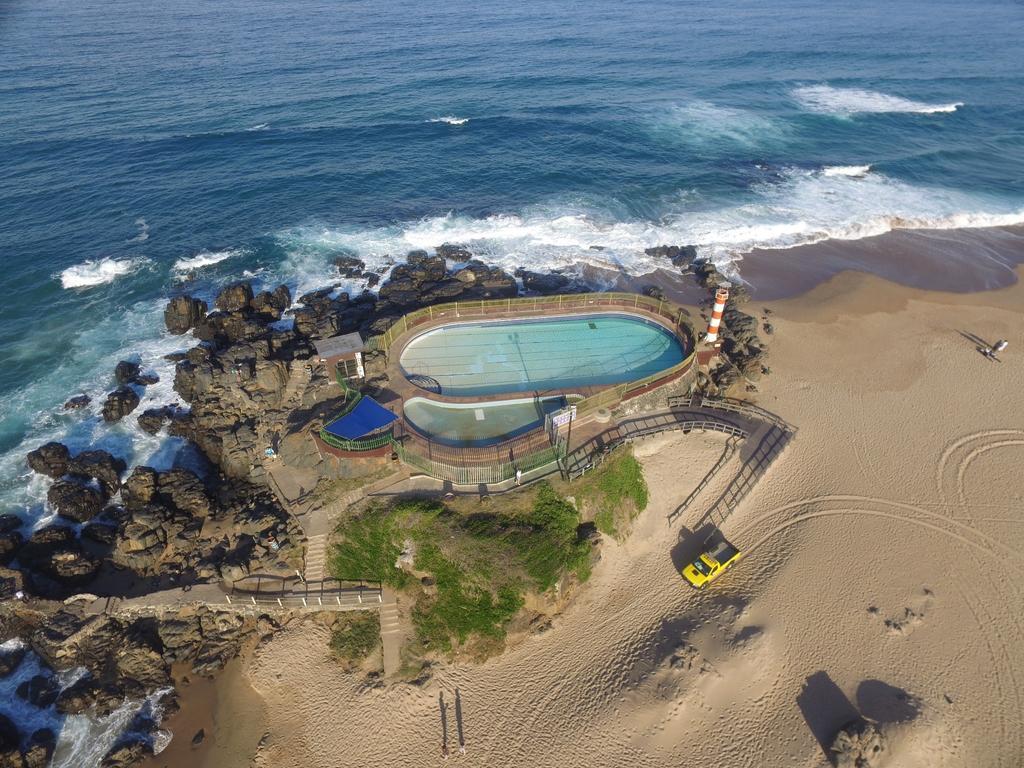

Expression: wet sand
xmin=591 ymin=224 xmax=1024 ymax=303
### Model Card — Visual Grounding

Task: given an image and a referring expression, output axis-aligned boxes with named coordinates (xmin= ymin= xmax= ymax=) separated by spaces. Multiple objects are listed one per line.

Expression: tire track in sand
xmin=734 ymin=494 xmax=1024 ymax=767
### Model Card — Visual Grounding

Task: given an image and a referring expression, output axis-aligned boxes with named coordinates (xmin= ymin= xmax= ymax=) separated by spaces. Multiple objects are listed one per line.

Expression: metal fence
xmin=319 ymin=292 xmax=700 ymax=484
xmin=364 ymin=292 xmax=696 ymax=354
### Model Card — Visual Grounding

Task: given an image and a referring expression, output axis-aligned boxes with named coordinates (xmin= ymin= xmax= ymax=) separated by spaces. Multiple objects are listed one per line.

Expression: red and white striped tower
xmin=705 ymin=283 xmax=730 ymax=343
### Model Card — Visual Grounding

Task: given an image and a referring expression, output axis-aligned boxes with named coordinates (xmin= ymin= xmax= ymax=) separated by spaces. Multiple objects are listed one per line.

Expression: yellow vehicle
xmin=681 ymin=538 xmax=742 ymax=589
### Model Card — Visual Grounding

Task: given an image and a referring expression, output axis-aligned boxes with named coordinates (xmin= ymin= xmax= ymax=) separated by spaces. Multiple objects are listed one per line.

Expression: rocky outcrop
xmin=46 ymin=479 xmax=104 ymax=523
xmin=0 ymin=516 xmax=24 ymax=565
xmin=17 ymin=525 xmax=100 ymax=587
xmin=64 ymin=394 xmax=91 ymax=410
xmin=334 ymin=255 xmax=366 ymax=278
xmin=26 ymin=442 xmax=70 ymax=479
xmin=16 ymin=674 xmax=60 ymax=709
xmin=377 ymin=250 xmax=516 ymax=310
xmin=102 ymin=387 xmax=141 ymax=422
xmin=67 ymin=450 xmax=126 ymax=495
xmin=164 ymin=295 xmax=208 ymax=335
xmin=646 ymin=244 xmax=698 ymax=268
xmin=517 ymin=269 xmax=570 ymax=294
xmin=136 ymin=405 xmax=185 ymax=436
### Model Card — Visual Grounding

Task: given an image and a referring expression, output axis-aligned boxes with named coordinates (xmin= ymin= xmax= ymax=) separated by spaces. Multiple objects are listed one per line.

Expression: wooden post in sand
xmin=705 ymin=284 xmax=730 ymax=343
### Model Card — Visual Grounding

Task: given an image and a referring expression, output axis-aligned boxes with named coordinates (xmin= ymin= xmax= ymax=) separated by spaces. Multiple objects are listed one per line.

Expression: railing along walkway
xmin=565 ymin=396 xmax=796 ymax=531
xmin=84 ymin=577 xmax=383 ymax=617
xmin=563 ymin=407 xmax=751 ymax=478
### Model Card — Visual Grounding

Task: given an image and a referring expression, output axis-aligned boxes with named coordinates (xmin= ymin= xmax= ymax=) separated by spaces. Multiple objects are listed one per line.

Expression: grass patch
xmin=571 ymin=447 xmax=649 ymax=539
xmin=329 ymin=612 xmax=380 ymax=663
xmin=328 ymin=487 xmax=593 ymax=658
xmin=329 ymin=505 xmax=414 ymax=588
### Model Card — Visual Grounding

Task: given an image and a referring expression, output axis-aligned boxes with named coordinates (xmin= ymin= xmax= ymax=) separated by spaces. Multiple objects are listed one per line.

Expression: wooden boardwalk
xmin=84 ymin=577 xmax=383 ymax=617
xmin=564 ymin=395 xmax=795 ymax=531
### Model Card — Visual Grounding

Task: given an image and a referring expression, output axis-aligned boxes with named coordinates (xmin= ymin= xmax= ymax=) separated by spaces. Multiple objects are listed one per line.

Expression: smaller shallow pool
xmin=404 ymin=396 xmax=565 ymax=447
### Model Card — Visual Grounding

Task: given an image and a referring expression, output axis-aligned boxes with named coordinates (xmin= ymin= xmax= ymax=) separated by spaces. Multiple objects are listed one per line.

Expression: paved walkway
xmin=379 ymin=589 xmax=403 ymax=677
xmin=304 ymin=533 xmax=329 ymax=581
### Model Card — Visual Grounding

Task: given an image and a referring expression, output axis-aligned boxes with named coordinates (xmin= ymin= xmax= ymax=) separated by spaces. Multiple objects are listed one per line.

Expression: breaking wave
xmin=173 ymin=248 xmax=242 ymax=272
xmin=274 ymin=169 xmax=1024 ymax=288
xmin=822 ymin=164 xmax=871 ymax=177
xmin=652 ymin=101 xmax=787 ymax=148
xmin=793 ymin=85 xmax=963 ymax=116
xmin=59 ymin=257 xmax=143 ymax=289
xmin=426 ymin=116 xmax=469 ymax=125
xmin=247 ymin=122 xmax=269 ymax=131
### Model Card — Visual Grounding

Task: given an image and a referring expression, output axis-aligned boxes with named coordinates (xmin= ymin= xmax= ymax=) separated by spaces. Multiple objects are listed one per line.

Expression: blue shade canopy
xmin=324 ymin=397 xmax=398 ymax=440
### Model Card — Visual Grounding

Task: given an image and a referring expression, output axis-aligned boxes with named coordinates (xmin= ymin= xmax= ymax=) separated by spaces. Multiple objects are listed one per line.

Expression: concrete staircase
xmin=304 ymin=533 xmax=329 ymax=582
xmin=379 ymin=590 xmax=402 ymax=677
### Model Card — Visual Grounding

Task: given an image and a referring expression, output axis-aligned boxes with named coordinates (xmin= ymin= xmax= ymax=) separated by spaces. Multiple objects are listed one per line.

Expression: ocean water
xmin=1 ymin=0 xmax=1023 ymax=526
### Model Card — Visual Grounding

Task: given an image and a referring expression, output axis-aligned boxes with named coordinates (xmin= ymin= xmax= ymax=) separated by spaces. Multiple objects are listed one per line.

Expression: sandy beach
xmin=176 ymin=265 xmax=1024 ymax=768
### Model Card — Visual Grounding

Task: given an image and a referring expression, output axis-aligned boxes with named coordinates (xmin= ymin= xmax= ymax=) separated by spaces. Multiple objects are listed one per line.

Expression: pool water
xmin=399 ymin=314 xmax=685 ymax=396
xmin=404 ymin=396 xmax=566 ymax=447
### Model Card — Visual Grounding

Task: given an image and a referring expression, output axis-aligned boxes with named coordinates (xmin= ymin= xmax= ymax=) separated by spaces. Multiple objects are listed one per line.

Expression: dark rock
xmin=122 ymin=467 xmax=158 ymax=510
xmin=16 ymin=674 xmax=60 ymax=709
xmin=101 ymin=737 xmax=150 ymax=768
xmin=191 ymin=729 xmax=205 ymax=746
xmin=26 ymin=442 xmax=70 ymax=479
xmin=0 ymin=515 xmax=23 ymax=565
xmin=158 ymin=469 xmax=210 ymax=517
xmin=518 ymin=270 xmax=569 ymax=294
xmin=642 ymin=285 xmax=667 ymax=301
xmin=47 ymin=480 xmax=104 ymax=523
xmin=214 ymin=282 xmax=254 ymax=313
xmin=64 ymin=394 xmax=92 ymax=410
xmin=102 ymin=387 xmax=140 ymax=422
xmin=0 ymin=713 xmax=21 ymax=766
xmin=20 ymin=525 xmax=100 ymax=586
xmin=0 ymin=645 xmax=26 ymax=677
xmin=137 ymin=406 xmax=182 ymax=435
xmin=81 ymin=521 xmax=118 ymax=546
xmin=67 ymin=450 xmax=126 ymax=494
xmin=55 ymin=677 xmax=127 ymax=718
xmin=645 ymin=244 xmax=698 ymax=267
xmin=363 ymin=272 xmax=380 ymax=288
xmin=164 ymin=295 xmax=208 ymax=335
xmin=333 ymin=255 xmax=366 ymax=278
xmin=133 ymin=372 xmax=160 ymax=386
xmin=114 ymin=361 xmax=141 ymax=385
xmin=435 ymin=243 xmax=473 ymax=262
xmin=249 ymin=284 xmax=291 ymax=321
xmin=163 ymin=351 xmax=188 ymax=363
xmin=23 ymin=729 xmax=55 ymax=768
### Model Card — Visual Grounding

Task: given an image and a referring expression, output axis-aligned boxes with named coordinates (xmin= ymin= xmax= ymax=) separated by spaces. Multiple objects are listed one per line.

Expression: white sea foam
xmin=59 ymin=257 xmax=142 ymax=289
xmin=653 ymin=101 xmax=787 ymax=148
xmin=173 ymin=248 xmax=242 ymax=272
xmin=247 ymin=122 xmax=270 ymax=131
xmin=793 ymin=85 xmax=963 ymax=116
xmin=0 ymin=295 xmax=206 ymax=530
xmin=427 ymin=116 xmax=469 ymax=125
xmin=822 ymin=164 xmax=871 ymax=177
xmin=129 ymin=217 xmax=149 ymax=243
xmin=273 ymin=170 xmax=1024 ymax=291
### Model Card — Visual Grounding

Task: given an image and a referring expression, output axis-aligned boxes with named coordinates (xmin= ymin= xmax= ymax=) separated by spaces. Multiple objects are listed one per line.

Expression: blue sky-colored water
xmin=1 ymin=0 xmax=1023 ymax=524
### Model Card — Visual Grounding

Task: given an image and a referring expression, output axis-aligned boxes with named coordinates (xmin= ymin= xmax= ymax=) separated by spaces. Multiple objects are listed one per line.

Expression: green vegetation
xmin=330 ymin=506 xmax=411 ymax=588
xmin=573 ymin=447 xmax=649 ymax=539
xmin=329 ymin=612 xmax=381 ymax=663
xmin=328 ymin=485 xmax=593 ymax=658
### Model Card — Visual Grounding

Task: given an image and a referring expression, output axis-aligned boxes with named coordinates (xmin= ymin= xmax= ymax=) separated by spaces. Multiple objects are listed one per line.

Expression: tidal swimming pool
xmin=399 ymin=313 xmax=686 ymax=396
xmin=403 ymin=396 xmax=566 ymax=447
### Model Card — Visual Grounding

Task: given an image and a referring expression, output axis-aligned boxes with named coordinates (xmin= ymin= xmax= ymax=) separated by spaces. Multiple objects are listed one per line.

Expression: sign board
xmin=552 ymin=406 xmax=577 ymax=428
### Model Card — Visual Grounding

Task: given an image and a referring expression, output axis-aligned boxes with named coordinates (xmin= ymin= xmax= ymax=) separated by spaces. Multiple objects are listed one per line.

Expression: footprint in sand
xmin=869 ymin=587 xmax=934 ymax=637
